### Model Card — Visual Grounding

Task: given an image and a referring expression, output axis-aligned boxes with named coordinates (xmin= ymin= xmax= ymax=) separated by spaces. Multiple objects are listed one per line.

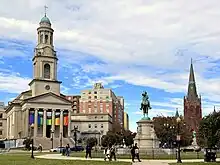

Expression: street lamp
xmin=60 ymin=132 xmax=63 ymax=147
xmin=176 ymin=117 xmax=182 ymax=163
xmin=30 ymin=123 xmax=34 ymax=159
xmin=51 ymin=129 xmax=54 ymax=149
xmin=73 ymin=126 xmax=78 ymax=147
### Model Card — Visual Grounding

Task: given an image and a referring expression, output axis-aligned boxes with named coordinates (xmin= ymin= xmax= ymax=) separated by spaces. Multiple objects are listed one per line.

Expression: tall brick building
xmin=79 ymin=83 xmax=124 ymax=131
xmin=65 ymin=95 xmax=81 ymax=113
xmin=184 ymin=60 xmax=202 ymax=132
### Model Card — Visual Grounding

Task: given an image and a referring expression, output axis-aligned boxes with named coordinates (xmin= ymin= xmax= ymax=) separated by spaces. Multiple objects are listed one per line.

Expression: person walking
xmin=110 ymin=144 xmax=117 ymax=161
xmin=65 ymin=144 xmax=70 ymax=156
xmin=131 ymin=143 xmax=141 ymax=162
xmin=85 ymin=144 xmax=92 ymax=159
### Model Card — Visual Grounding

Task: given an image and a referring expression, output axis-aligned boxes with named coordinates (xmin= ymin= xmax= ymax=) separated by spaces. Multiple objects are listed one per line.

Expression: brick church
xmin=184 ymin=60 xmax=202 ymax=132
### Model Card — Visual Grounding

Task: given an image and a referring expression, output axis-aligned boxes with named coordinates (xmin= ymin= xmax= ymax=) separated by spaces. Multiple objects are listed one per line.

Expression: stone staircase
xmin=34 ymin=137 xmax=74 ymax=150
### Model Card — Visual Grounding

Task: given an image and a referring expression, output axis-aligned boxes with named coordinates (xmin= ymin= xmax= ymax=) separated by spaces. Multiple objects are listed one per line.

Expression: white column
xmin=52 ymin=109 xmax=55 ymax=132
xmin=26 ymin=109 xmax=29 ymax=137
xmin=43 ymin=109 xmax=47 ymax=137
xmin=60 ymin=110 xmax=63 ymax=138
xmin=68 ymin=110 xmax=71 ymax=137
xmin=34 ymin=108 xmax=38 ymax=137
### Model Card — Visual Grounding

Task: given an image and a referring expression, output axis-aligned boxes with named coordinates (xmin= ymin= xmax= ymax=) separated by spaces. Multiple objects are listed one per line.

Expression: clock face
xmin=45 ymin=85 xmax=50 ymax=90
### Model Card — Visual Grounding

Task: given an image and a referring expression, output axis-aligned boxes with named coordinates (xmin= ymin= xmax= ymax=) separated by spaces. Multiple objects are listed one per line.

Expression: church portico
xmin=25 ymin=107 xmax=71 ymax=139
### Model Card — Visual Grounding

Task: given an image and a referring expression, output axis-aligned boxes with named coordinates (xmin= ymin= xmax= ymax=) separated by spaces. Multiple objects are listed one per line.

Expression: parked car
xmin=70 ymin=146 xmax=84 ymax=152
xmin=50 ymin=147 xmax=65 ymax=153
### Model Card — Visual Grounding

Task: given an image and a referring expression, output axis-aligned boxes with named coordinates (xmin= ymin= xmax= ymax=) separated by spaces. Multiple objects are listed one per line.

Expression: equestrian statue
xmin=140 ymin=91 xmax=152 ymax=120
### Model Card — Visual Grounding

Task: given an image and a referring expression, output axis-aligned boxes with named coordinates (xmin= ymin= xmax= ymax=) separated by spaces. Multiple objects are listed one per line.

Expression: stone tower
xmin=184 ymin=59 xmax=202 ymax=132
xmin=29 ymin=13 xmax=61 ymax=97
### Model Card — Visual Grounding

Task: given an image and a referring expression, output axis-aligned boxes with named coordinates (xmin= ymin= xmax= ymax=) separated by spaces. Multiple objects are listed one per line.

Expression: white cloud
xmin=0 ymin=72 xmax=30 ymax=93
xmin=1 ymin=0 xmax=220 ymax=124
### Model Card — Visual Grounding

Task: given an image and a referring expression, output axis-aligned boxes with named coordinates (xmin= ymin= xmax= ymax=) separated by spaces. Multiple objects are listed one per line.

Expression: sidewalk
xmin=36 ymin=154 xmax=220 ymax=165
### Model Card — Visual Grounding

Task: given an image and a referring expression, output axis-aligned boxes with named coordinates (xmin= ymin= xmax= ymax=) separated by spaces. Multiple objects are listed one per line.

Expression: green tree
xmin=86 ymin=137 xmax=97 ymax=148
xmin=153 ymin=116 xmax=192 ymax=147
xmin=197 ymin=111 xmax=220 ymax=148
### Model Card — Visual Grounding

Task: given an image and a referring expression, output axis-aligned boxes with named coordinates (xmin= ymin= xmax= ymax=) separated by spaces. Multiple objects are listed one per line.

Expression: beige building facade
xmin=5 ymin=14 xmax=72 ymax=146
xmin=0 ymin=102 xmax=7 ymax=139
xmin=71 ymin=113 xmax=112 ymax=144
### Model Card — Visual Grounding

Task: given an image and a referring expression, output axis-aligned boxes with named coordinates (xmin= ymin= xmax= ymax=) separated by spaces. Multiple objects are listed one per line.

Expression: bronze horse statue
xmin=140 ymin=91 xmax=152 ymax=118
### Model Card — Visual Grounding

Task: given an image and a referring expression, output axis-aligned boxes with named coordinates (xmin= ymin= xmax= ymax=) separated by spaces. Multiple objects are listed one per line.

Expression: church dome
xmin=40 ymin=15 xmax=51 ymax=24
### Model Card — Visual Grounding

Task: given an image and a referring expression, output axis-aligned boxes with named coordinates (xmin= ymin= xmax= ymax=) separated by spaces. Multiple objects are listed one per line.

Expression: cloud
xmin=1 ymin=0 xmax=220 ymax=132
xmin=0 ymin=72 xmax=31 ymax=93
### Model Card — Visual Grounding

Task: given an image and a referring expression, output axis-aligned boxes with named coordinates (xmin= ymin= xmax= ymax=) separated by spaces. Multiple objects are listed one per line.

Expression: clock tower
xmin=29 ymin=13 xmax=61 ymax=97
xmin=184 ymin=59 xmax=202 ymax=132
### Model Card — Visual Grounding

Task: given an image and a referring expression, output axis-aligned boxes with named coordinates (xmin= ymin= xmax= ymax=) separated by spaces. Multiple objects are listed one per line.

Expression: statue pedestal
xmin=134 ymin=119 xmax=159 ymax=151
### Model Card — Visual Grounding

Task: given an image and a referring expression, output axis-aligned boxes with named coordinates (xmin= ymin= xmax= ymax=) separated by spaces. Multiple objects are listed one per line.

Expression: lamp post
xmin=176 ymin=117 xmax=182 ymax=163
xmin=30 ymin=123 xmax=34 ymax=159
xmin=51 ymin=129 xmax=54 ymax=149
xmin=60 ymin=132 xmax=63 ymax=148
xmin=73 ymin=126 xmax=78 ymax=147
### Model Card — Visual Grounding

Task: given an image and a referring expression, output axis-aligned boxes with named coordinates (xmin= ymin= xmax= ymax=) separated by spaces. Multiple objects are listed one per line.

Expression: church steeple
xmin=29 ymin=9 xmax=61 ymax=97
xmin=187 ymin=59 xmax=198 ymax=101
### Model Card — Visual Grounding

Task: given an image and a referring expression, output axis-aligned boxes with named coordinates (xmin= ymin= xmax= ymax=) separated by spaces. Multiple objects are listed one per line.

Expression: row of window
xmin=88 ymin=124 xmax=103 ymax=129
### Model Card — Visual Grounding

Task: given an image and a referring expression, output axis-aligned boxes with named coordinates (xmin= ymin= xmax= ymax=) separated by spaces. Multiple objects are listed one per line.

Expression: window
xmin=89 ymin=108 xmax=91 ymax=113
xmin=101 ymin=116 xmax=103 ymax=119
xmin=0 ymin=123 xmax=2 ymax=127
xmin=106 ymin=96 xmax=109 ymax=99
xmin=43 ymin=63 xmax=50 ymax=79
xmin=45 ymin=35 xmax=48 ymax=44
xmin=101 ymin=124 xmax=103 ymax=128
xmin=88 ymin=91 xmax=91 ymax=94
xmin=0 ymin=114 xmax=2 ymax=118
xmin=94 ymin=91 xmax=97 ymax=94
xmin=88 ymin=124 xmax=91 ymax=128
xmin=95 ymin=116 xmax=97 ymax=119
xmin=95 ymin=124 xmax=97 ymax=128
xmin=40 ymin=34 xmax=43 ymax=43
xmin=88 ymin=96 xmax=91 ymax=99
xmin=50 ymin=35 xmax=53 ymax=45
xmin=94 ymin=96 xmax=97 ymax=99
xmin=0 ymin=131 xmax=2 ymax=135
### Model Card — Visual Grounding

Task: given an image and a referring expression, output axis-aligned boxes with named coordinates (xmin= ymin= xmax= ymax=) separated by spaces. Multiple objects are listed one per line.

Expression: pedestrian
xmin=65 ymin=144 xmax=70 ymax=156
xmin=110 ymin=144 xmax=117 ymax=161
xmin=85 ymin=144 xmax=92 ymax=159
xmin=131 ymin=143 xmax=141 ymax=162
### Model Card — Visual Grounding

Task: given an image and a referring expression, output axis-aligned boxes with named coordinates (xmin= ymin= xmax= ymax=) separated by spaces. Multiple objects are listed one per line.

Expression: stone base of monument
xmin=134 ymin=118 xmax=160 ymax=152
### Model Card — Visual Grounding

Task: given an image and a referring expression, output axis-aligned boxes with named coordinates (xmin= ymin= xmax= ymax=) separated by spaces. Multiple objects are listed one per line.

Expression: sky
xmin=1 ymin=0 xmax=220 ymax=131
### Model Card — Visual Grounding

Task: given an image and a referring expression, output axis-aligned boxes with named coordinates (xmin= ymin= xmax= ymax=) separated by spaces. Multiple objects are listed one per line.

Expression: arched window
xmin=43 ymin=64 xmax=50 ymax=79
xmin=40 ymin=34 xmax=43 ymax=43
xmin=45 ymin=35 xmax=48 ymax=44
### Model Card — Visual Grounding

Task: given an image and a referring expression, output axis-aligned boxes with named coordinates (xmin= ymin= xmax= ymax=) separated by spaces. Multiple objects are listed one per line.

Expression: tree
xmin=86 ymin=137 xmax=97 ymax=148
xmin=123 ymin=130 xmax=136 ymax=146
xmin=197 ymin=111 xmax=220 ymax=148
xmin=153 ymin=116 xmax=193 ymax=147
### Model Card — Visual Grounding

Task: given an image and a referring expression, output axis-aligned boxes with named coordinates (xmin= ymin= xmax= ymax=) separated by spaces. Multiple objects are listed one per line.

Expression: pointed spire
xmin=187 ymin=59 xmax=198 ymax=101
xmin=44 ymin=5 xmax=48 ymax=17
xmin=175 ymin=108 xmax=179 ymax=117
xmin=214 ymin=106 xmax=216 ymax=113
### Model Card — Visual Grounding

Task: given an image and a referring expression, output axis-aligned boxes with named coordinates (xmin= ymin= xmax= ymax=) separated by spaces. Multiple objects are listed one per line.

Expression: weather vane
xmin=44 ymin=5 xmax=48 ymax=16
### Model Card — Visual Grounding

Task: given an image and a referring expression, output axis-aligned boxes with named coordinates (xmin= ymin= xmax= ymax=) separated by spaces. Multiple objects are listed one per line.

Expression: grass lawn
xmin=170 ymin=163 xmax=219 ymax=165
xmin=71 ymin=151 xmax=207 ymax=160
xmin=0 ymin=154 xmax=132 ymax=165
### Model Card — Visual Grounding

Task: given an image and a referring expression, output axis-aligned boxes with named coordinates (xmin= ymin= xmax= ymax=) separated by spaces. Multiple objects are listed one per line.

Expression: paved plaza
xmin=35 ymin=154 xmax=220 ymax=165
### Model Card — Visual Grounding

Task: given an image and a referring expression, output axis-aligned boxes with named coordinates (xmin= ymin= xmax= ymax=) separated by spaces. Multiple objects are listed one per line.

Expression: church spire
xmin=175 ymin=108 xmax=179 ymax=117
xmin=187 ymin=59 xmax=198 ymax=101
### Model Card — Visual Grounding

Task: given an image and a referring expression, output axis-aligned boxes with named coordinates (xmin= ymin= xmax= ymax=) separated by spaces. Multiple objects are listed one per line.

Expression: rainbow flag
xmin=29 ymin=111 xmax=34 ymax=125
xmin=64 ymin=116 xmax=68 ymax=126
xmin=55 ymin=112 xmax=60 ymax=125
xmin=38 ymin=111 xmax=43 ymax=126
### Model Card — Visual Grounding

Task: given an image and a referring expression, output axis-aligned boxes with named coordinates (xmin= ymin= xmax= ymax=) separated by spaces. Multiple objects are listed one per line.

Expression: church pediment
xmin=23 ymin=92 xmax=71 ymax=105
